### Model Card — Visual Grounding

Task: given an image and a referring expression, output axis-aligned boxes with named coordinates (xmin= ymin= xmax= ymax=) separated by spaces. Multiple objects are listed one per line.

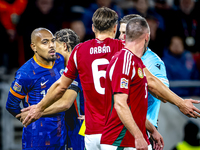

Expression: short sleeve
xmin=148 ymin=60 xmax=169 ymax=87
xmin=111 ymin=51 xmax=133 ymax=95
xmin=63 ymin=45 xmax=79 ymax=80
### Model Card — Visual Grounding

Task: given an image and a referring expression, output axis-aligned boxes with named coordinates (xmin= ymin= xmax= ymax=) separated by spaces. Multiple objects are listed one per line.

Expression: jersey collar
xmin=33 ymin=55 xmax=55 ymax=69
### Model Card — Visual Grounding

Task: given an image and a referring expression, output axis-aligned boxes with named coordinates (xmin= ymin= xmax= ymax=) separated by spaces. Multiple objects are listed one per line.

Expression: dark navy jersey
xmin=6 ymin=53 xmax=67 ymax=149
xmin=66 ymin=75 xmax=85 ymax=150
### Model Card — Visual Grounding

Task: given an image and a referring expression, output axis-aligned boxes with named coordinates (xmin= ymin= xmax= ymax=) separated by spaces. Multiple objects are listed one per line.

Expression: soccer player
xmin=6 ymin=28 xmax=67 ymax=149
xmin=17 ymin=28 xmax=85 ymax=150
xmin=119 ymin=14 xmax=169 ymax=149
xmin=20 ymin=7 xmax=200 ymax=150
xmin=54 ymin=28 xmax=85 ymax=150
xmin=100 ymin=17 xmax=154 ymax=150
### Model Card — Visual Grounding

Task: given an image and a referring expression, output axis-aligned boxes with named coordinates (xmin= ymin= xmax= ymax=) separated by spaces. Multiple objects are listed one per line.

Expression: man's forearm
xmin=145 ymin=118 xmax=156 ymax=134
xmin=42 ymin=89 xmax=77 ymax=116
xmin=144 ymin=68 xmax=183 ymax=107
xmin=37 ymin=75 xmax=73 ymax=111
xmin=114 ymin=94 xmax=143 ymax=139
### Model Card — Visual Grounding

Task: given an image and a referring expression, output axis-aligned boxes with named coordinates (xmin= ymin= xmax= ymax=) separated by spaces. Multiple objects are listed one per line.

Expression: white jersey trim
xmin=122 ymin=49 xmax=133 ymax=76
xmin=109 ymin=58 xmax=118 ymax=81
xmin=73 ymin=50 xmax=78 ymax=69
xmin=131 ymin=61 xmax=135 ymax=80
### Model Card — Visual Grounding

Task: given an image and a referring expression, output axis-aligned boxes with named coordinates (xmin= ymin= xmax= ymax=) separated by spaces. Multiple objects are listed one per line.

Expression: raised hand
xmin=178 ymin=99 xmax=200 ymax=118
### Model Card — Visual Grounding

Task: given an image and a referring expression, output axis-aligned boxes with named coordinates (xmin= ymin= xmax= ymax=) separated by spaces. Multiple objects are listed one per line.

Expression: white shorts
xmin=100 ymin=144 xmax=152 ymax=150
xmin=85 ymin=134 xmax=102 ymax=150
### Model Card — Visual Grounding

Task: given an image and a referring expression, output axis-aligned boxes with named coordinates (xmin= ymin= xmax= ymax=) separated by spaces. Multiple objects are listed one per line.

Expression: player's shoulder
xmin=143 ymin=48 xmax=164 ymax=64
xmin=116 ymin=48 xmax=136 ymax=62
xmin=55 ymin=53 xmax=65 ymax=63
xmin=17 ymin=58 xmax=34 ymax=74
xmin=15 ymin=60 xmax=33 ymax=81
xmin=107 ymin=38 xmax=124 ymax=45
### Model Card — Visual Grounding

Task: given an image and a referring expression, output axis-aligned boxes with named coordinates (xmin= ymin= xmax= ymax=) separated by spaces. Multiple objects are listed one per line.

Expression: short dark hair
xmin=120 ymin=14 xmax=142 ymax=24
xmin=126 ymin=17 xmax=149 ymax=42
xmin=54 ymin=28 xmax=80 ymax=50
xmin=92 ymin=7 xmax=118 ymax=32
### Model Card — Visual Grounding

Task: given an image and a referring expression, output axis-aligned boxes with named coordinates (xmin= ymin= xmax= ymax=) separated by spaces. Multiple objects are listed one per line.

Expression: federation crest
xmin=138 ymin=68 xmax=144 ymax=78
xmin=120 ymin=78 xmax=128 ymax=89
xmin=13 ymin=82 xmax=22 ymax=92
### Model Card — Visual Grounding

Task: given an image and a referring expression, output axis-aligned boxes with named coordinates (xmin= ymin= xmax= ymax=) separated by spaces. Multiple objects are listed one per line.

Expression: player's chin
xmin=48 ymin=55 xmax=57 ymax=61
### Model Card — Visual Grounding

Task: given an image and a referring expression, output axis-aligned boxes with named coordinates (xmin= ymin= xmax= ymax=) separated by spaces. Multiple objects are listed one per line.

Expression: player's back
xmin=67 ymin=38 xmax=124 ymax=134
xmin=101 ymin=48 xmax=149 ymax=147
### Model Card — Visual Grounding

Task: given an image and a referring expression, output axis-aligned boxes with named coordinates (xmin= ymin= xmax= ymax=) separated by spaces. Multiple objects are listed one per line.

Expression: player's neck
xmin=125 ymin=40 xmax=144 ymax=58
xmin=35 ymin=54 xmax=54 ymax=66
xmin=95 ymin=32 xmax=115 ymax=41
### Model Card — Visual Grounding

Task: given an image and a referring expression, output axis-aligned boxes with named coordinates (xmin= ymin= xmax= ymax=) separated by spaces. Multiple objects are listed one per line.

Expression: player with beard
xmin=119 ymin=14 xmax=169 ymax=150
xmin=6 ymin=28 xmax=67 ymax=150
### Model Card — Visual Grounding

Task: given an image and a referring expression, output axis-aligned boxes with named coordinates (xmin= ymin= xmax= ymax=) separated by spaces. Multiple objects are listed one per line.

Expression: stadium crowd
xmin=1 ymin=0 xmax=200 ymax=97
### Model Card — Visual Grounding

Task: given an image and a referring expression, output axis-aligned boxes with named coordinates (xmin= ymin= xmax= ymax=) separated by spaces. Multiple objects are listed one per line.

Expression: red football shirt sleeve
xmin=111 ymin=51 xmax=133 ymax=95
xmin=141 ymin=60 xmax=146 ymax=68
xmin=63 ymin=46 xmax=79 ymax=79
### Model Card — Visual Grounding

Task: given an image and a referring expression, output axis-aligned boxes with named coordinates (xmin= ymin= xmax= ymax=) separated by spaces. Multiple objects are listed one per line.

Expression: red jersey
xmin=101 ymin=48 xmax=150 ymax=147
xmin=64 ymin=38 xmax=124 ymax=134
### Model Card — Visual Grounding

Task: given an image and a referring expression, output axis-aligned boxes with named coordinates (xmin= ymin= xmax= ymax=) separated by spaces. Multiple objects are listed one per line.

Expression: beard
xmin=47 ymin=55 xmax=57 ymax=62
xmin=143 ymin=38 xmax=150 ymax=55
xmin=40 ymin=54 xmax=57 ymax=62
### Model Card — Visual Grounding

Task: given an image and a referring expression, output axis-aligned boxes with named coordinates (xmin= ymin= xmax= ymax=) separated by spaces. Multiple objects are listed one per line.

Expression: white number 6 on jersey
xmin=92 ymin=58 xmax=109 ymax=95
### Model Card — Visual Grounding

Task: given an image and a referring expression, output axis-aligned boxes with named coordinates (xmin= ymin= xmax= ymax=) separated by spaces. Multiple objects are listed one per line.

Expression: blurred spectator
xmin=165 ymin=0 xmax=200 ymax=53
xmin=70 ymin=20 xmax=86 ymax=42
xmin=154 ymin=0 xmax=173 ymax=19
xmin=82 ymin=0 xmax=124 ymax=40
xmin=193 ymin=52 xmax=200 ymax=73
xmin=0 ymin=0 xmax=27 ymax=71
xmin=172 ymin=121 xmax=200 ymax=150
xmin=0 ymin=0 xmax=27 ymax=41
xmin=162 ymin=36 xmax=200 ymax=97
xmin=126 ymin=0 xmax=165 ymax=31
xmin=146 ymin=15 xmax=165 ymax=57
xmin=17 ymin=0 xmax=63 ymax=63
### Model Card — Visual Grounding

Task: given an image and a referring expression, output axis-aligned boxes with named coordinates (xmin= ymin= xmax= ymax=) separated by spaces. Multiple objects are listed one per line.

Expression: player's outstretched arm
xmin=114 ymin=93 xmax=148 ymax=150
xmin=16 ymin=89 xmax=77 ymax=122
xmin=144 ymin=68 xmax=200 ymax=118
xmin=42 ymin=89 xmax=77 ymax=115
xmin=145 ymin=119 xmax=164 ymax=150
xmin=21 ymin=75 xmax=73 ymax=127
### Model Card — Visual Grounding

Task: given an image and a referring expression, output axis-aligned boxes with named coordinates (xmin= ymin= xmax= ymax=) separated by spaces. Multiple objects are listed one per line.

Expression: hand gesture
xmin=16 ymin=110 xmax=29 ymax=123
xmin=20 ymin=105 xmax=43 ymax=127
xmin=150 ymin=130 xmax=164 ymax=150
xmin=179 ymin=99 xmax=200 ymax=118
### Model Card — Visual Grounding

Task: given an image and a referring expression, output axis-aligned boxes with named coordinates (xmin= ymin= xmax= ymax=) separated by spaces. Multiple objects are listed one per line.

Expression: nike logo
xmin=41 ymin=80 xmax=49 ymax=86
